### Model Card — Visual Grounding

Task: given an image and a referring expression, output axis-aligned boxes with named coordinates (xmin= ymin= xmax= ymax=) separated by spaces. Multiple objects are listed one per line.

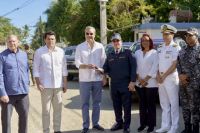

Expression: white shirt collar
xmin=44 ymin=45 xmax=58 ymax=52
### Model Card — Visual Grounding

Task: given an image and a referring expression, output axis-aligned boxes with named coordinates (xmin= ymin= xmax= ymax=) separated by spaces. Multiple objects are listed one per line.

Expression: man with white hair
xmin=0 ymin=35 xmax=30 ymax=133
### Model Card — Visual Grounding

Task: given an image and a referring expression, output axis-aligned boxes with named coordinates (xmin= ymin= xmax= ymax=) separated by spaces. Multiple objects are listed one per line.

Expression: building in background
xmin=132 ymin=23 xmax=200 ymax=42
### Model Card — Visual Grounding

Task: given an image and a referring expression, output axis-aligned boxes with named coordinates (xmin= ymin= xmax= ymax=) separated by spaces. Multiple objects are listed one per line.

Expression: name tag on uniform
xmin=165 ymin=55 xmax=170 ymax=58
xmin=165 ymin=51 xmax=172 ymax=58
xmin=166 ymin=51 xmax=172 ymax=54
xmin=119 ymin=56 xmax=126 ymax=59
xmin=108 ymin=58 xmax=114 ymax=62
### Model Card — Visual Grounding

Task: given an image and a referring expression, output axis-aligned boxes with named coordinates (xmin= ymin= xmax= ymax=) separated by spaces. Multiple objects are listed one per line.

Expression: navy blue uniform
xmin=103 ymin=47 xmax=137 ymax=129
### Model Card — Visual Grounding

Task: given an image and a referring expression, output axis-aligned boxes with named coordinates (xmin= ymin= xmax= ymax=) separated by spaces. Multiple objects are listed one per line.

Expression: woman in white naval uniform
xmin=156 ymin=24 xmax=180 ymax=133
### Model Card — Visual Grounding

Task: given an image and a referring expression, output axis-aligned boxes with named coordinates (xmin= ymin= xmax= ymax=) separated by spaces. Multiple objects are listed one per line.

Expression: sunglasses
xmin=86 ymin=32 xmax=93 ymax=35
xmin=112 ymin=40 xmax=120 ymax=42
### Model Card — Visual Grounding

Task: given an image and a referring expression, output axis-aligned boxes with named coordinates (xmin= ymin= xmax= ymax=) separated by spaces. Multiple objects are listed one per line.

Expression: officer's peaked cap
xmin=161 ymin=24 xmax=177 ymax=34
xmin=111 ymin=33 xmax=122 ymax=41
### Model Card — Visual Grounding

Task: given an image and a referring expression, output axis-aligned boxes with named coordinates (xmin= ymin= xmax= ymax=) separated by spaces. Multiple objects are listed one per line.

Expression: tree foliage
xmin=31 ymin=0 xmax=200 ymax=46
xmin=145 ymin=0 xmax=200 ymax=22
xmin=46 ymin=0 xmax=81 ymax=44
xmin=0 ymin=17 xmax=20 ymax=45
xmin=107 ymin=0 xmax=154 ymax=41
xmin=20 ymin=25 xmax=30 ymax=44
xmin=31 ymin=17 xmax=46 ymax=50
xmin=45 ymin=0 xmax=100 ymax=45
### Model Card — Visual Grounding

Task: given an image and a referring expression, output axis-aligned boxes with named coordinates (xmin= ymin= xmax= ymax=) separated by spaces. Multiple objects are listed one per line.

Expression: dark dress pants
xmin=1 ymin=94 xmax=29 ymax=133
xmin=111 ymin=85 xmax=132 ymax=129
xmin=135 ymin=86 xmax=158 ymax=128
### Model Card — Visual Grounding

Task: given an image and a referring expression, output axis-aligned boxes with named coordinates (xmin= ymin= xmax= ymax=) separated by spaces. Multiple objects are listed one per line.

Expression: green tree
xmin=0 ymin=17 xmax=20 ymax=45
xmin=31 ymin=17 xmax=46 ymax=50
xmin=145 ymin=0 xmax=200 ymax=22
xmin=20 ymin=25 xmax=30 ymax=44
xmin=107 ymin=0 xmax=154 ymax=41
xmin=46 ymin=0 xmax=81 ymax=45
xmin=177 ymin=0 xmax=200 ymax=22
xmin=69 ymin=0 xmax=100 ymax=44
xmin=45 ymin=0 xmax=100 ymax=45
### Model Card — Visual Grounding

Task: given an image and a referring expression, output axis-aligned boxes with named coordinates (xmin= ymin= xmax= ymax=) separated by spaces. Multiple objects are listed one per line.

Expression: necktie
xmin=116 ymin=50 xmax=119 ymax=54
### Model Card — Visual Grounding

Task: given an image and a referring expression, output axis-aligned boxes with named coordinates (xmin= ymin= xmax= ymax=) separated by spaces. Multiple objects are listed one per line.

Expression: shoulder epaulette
xmin=172 ymin=43 xmax=178 ymax=47
xmin=157 ymin=44 xmax=163 ymax=48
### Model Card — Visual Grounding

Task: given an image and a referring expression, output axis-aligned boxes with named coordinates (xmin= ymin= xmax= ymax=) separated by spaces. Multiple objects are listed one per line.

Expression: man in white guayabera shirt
xmin=33 ymin=31 xmax=68 ymax=133
xmin=75 ymin=26 xmax=106 ymax=133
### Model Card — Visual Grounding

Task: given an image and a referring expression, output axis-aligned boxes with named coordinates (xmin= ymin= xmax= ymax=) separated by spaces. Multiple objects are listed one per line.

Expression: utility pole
xmin=99 ymin=0 xmax=108 ymax=45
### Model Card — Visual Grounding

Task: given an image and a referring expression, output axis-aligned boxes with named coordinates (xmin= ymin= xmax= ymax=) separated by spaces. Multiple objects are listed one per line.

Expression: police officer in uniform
xmin=156 ymin=24 xmax=180 ymax=133
xmin=177 ymin=27 xmax=200 ymax=133
xmin=103 ymin=33 xmax=137 ymax=133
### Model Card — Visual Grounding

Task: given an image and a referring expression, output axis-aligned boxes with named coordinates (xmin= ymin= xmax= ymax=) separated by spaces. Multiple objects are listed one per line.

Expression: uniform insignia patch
xmin=158 ymin=44 xmax=162 ymax=48
xmin=119 ymin=56 xmax=126 ymax=59
xmin=108 ymin=58 xmax=114 ymax=62
xmin=172 ymin=43 xmax=178 ymax=47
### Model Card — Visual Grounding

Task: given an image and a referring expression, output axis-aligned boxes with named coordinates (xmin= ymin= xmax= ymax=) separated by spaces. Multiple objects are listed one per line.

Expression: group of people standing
xmin=74 ymin=25 xmax=200 ymax=133
xmin=0 ymin=32 xmax=67 ymax=133
xmin=0 ymin=24 xmax=199 ymax=133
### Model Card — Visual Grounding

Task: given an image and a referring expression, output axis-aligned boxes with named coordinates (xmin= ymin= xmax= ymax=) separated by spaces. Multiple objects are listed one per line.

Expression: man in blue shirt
xmin=0 ymin=35 xmax=30 ymax=133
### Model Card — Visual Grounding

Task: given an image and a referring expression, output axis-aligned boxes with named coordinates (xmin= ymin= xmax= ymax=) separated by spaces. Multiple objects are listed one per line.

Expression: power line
xmin=1 ymin=0 xmax=35 ymax=17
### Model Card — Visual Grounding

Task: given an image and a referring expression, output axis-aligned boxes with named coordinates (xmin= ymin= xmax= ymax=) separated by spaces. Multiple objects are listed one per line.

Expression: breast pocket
xmin=54 ymin=54 xmax=63 ymax=66
xmin=5 ymin=60 xmax=17 ymax=69
xmin=81 ymin=51 xmax=90 ymax=58
xmin=119 ymin=56 xmax=128 ymax=63
xmin=165 ymin=51 xmax=173 ymax=60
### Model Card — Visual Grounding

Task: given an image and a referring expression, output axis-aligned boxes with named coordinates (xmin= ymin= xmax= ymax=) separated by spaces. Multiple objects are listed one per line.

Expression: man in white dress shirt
xmin=156 ymin=24 xmax=180 ymax=133
xmin=33 ymin=31 xmax=68 ymax=133
xmin=75 ymin=26 xmax=106 ymax=133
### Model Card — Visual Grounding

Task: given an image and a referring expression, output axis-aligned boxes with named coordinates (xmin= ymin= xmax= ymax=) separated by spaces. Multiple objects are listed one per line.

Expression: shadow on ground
xmin=64 ymin=89 xmax=114 ymax=110
xmin=62 ymin=129 xmax=123 ymax=133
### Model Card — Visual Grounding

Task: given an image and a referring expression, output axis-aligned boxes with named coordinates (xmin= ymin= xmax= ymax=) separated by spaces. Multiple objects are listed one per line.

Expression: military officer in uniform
xmin=177 ymin=27 xmax=200 ymax=133
xmin=103 ymin=33 xmax=137 ymax=133
xmin=156 ymin=24 xmax=180 ymax=133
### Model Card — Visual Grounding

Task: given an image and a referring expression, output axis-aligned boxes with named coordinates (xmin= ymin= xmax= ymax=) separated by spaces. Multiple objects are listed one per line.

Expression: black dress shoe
xmin=54 ymin=131 xmax=61 ymax=133
xmin=147 ymin=127 xmax=154 ymax=133
xmin=123 ymin=128 xmax=130 ymax=133
xmin=137 ymin=126 xmax=147 ymax=132
xmin=110 ymin=123 xmax=123 ymax=131
xmin=81 ymin=128 xmax=89 ymax=133
xmin=93 ymin=125 xmax=104 ymax=131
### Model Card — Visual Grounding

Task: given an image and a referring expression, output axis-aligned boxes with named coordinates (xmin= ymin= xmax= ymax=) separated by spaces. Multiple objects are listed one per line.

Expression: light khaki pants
xmin=41 ymin=88 xmax=62 ymax=133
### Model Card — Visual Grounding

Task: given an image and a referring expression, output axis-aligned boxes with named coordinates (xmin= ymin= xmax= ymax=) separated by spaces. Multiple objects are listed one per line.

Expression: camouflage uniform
xmin=177 ymin=44 xmax=200 ymax=124
xmin=26 ymin=49 xmax=35 ymax=85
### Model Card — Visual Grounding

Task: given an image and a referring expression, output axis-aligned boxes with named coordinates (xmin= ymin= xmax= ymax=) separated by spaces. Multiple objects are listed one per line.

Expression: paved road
xmin=0 ymin=80 xmax=184 ymax=133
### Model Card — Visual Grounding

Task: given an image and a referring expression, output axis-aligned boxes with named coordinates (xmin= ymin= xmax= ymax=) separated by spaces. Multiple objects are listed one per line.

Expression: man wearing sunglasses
xmin=177 ymin=27 xmax=200 ymax=133
xmin=103 ymin=33 xmax=137 ymax=133
xmin=75 ymin=26 xmax=106 ymax=133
